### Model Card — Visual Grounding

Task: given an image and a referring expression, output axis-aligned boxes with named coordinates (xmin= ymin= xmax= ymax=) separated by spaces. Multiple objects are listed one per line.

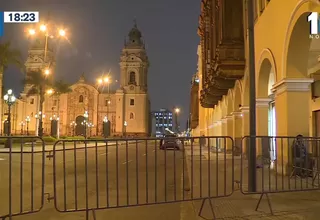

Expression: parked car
xmin=160 ymin=134 xmax=182 ymax=150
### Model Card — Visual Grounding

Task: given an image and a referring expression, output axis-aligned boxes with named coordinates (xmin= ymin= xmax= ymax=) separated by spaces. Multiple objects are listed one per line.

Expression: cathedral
xmin=6 ymin=23 xmax=151 ymax=137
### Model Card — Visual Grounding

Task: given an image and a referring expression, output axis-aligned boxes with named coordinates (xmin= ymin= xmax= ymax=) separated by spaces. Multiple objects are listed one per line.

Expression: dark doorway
xmin=75 ymin=115 xmax=85 ymax=136
xmin=51 ymin=120 xmax=58 ymax=137
xmin=3 ymin=121 xmax=9 ymax=136
xmin=103 ymin=121 xmax=111 ymax=137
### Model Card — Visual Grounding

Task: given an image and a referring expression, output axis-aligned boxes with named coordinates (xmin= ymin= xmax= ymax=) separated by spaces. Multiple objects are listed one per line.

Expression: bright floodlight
xmin=104 ymin=77 xmax=109 ymax=83
xmin=59 ymin=29 xmax=66 ymax=36
xmin=40 ymin=24 xmax=47 ymax=32
xmin=44 ymin=69 xmax=50 ymax=75
xmin=28 ymin=29 xmax=36 ymax=35
xmin=47 ymin=89 xmax=53 ymax=94
xmin=175 ymin=108 xmax=180 ymax=113
xmin=98 ymin=79 xmax=103 ymax=84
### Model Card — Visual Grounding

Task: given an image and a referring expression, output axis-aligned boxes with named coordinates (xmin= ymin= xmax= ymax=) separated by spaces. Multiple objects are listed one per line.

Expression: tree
xmin=51 ymin=80 xmax=72 ymax=138
xmin=0 ymin=42 xmax=23 ymax=134
xmin=24 ymin=70 xmax=50 ymax=137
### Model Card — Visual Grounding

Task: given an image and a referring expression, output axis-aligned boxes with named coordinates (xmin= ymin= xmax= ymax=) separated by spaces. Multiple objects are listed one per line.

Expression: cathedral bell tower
xmin=24 ymin=38 xmax=55 ymax=94
xmin=115 ymin=20 xmax=150 ymax=136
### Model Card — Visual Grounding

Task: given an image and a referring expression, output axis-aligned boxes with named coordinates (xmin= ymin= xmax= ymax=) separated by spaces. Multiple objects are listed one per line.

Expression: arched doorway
xmin=257 ymin=54 xmax=277 ymax=161
xmin=50 ymin=120 xmax=58 ymax=137
xmin=103 ymin=121 xmax=111 ymax=137
xmin=75 ymin=116 xmax=85 ymax=136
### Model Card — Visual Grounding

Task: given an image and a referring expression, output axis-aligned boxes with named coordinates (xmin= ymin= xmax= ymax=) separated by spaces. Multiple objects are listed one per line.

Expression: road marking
xmin=122 ymin=160 xmax=132 ymax=164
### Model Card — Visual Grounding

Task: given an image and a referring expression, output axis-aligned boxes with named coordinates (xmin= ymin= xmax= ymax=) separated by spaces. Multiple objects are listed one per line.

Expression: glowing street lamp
xmin=83 ymin=111 xmax=89 ymax=138
xmin=174 ymin=107 xmax=180 ymax=133
xmin=124 ymin=121 xmax=128 ymax=137
xmin=3 ymin=89 xmax=16 ymax=136
xmin=70 ymin=121 xmax=76 ymax=136
xmin=25 ymin=116 xmax=31 ymax=135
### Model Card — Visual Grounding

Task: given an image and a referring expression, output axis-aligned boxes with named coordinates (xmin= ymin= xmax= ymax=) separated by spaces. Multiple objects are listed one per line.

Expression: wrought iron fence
xmin=51 ymin=137 xmax=234 ymax=219
xmin=2 ymin=135 xmax=320 ymax=220
xmin=0 ymin=136 xmax=45 ymax=219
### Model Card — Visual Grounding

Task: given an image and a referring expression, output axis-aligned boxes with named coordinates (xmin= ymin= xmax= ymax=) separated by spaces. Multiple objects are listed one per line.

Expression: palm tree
xmin=0 ymin=42 xmax=23 ymax=134
xmin=24 ymin=70 xmax=50 ymax=137
xmin=51 ymin=80 xmax=72 ymax=138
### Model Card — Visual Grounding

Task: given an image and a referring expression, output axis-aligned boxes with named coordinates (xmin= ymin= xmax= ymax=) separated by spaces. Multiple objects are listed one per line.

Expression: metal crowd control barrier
xmin=0 ymin=136 xmax=45 ymax=220
xmin=52 ymin=137 xmax=234 ymax=219
xmin=240 ymin=136 xmax=320 ymax=215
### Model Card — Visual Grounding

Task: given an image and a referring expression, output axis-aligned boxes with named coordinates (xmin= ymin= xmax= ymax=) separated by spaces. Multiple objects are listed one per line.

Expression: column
xmin=272 ymin=78 xmax=313 ymax=174
xmin=256 ymin=98 xmax=271 ymax=156
xmin=240 ymin=106 xmax=249 ymax=157
xmin=225 ymin=115 xmax=233 ymax=151
xmin=221 ymin=117 xmax=227 ymax=149
xmin=232 ymin=111 xmax=242 ymax=153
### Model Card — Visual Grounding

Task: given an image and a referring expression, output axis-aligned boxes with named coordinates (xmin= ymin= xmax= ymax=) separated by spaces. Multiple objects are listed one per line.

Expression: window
xmin=30 ymin=98 xmax=34 ymax=104
xmin=79 ymin=95 xmax=83 ymax=103
xmin=53 ymin=100 xmax=57 ymax=106
xmin=105 ymin=99 xmax=110 ymax=106
xmin=129 ymin=72 xmax=136 ymax=84
xmin=130 ymin=112 xmax=134 ymax=119
xmin=130 ymin=99 xmax=134 ymax=106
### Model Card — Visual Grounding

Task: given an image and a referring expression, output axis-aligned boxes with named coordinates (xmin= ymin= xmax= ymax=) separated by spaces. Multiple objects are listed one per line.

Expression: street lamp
xmin=25 ymin=116 xmax=30 ymax=135
xmin=3 ymin=89 xmax=16 ymax=136
xmin=174 ymin=107 xmax=180 ymax=133
xmin=83 ymin=111 xmax=89 ymax=138
xmin=70 ymin=121 xmax=76 ymax=136
xmin=124 ymin=121 xmax=128 ymax=137
xmin=103 ymin=116 xmax=109 ymax=138
xmin=35 ymin=112 xmax=45 ymax=136
xmin=87 ymin=122 xmax=94 ymax=137
xmin=19 ymin=121 xmax=25 ymax=135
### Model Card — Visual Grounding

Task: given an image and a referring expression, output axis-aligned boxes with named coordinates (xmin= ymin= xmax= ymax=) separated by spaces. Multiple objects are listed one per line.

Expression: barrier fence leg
xmin=198 ymin=198 xmax=216 ymax=220
xmin=255 ymin=193 xmax=273 ymax=215
xmin=85 ymin=209 xmax=97 ymax=220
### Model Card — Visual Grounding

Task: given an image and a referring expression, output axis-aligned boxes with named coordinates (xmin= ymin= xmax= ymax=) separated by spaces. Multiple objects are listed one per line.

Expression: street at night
xmin=0 ymin=141 xmax=197 ymax=220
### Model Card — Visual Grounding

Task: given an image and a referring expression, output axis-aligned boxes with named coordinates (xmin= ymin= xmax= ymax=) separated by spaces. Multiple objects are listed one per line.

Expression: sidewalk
xmin=184 ymin=144 xmax=320 ymax=219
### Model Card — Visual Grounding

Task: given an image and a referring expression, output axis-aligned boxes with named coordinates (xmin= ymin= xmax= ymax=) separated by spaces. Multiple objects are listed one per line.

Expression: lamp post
xmin=20 ymin=121 xmax=25 ymax=135
xmin=174 ymin=107 xmax=180 ymax=134
xmin=28 ymin=24 xmax=67 ymax=137
xmin=35 ymin=112 xmax=45 ymax=136
xmin=83 ymin=111 xmax=89 ymax=138
xmin=103 ymin=116 xmax=108 ymax=138
xmin=25 ymin=116 xmax=30 ymax=135
xmin=87 ymin=122 xmax=94 ymax=137
xmin=97 ymin=75 xmax=112 ymax=134
xmin=4 ymin=89 xmax=16 ymax=137
xmin=70 ymin=121 xmax=76 ymax=136
xmin=124 ymin=121 xmax=127 ymax=137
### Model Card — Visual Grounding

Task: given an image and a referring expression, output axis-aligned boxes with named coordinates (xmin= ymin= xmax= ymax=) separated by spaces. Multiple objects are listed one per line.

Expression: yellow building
xmin=4 ymin=23 xmax=151 ymax=137
xmin=191 ymin=0 xmax=320 ymax=158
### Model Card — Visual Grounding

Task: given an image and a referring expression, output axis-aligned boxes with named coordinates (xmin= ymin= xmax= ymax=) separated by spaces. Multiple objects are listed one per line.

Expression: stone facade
xmin=5 ymin=23 xmax=150 ymax=137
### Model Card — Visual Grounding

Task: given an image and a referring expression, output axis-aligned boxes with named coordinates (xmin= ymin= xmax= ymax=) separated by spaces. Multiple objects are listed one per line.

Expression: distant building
xmin=152 ymin=109 xmax=173 ymax=137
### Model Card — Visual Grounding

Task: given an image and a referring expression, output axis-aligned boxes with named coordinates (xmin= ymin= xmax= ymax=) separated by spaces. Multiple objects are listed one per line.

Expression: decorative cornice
xmin=226 ymin=115 xmax=233 ymax=120
xmin=239 ymin=106 xmax=249 ymax=113
xmin=231 ymin=111 xmax=242 ymax=118
xmin=256 ymin=98 xmax=272 ymax=108
xmin=272 ymin=78 xmax=314 ymax=96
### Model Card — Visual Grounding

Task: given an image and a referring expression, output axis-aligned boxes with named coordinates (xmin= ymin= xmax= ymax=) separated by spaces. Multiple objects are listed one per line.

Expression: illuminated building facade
xmin=152 ymin=108 xmax=173 ymax=137
xmin=191 ymin=0 xmax=320 ymax=173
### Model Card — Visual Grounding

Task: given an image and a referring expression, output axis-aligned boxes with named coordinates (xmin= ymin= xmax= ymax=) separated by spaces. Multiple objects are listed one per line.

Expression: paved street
xmin=0 ymin=141 xmax=197 ymax=220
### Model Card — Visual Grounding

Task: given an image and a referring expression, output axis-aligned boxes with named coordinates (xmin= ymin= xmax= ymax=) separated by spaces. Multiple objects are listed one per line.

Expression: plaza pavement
xmin=184 ymin=143 xmax=320 ymax=219
xmin=0 ymin=141 xmax=197 ymax=220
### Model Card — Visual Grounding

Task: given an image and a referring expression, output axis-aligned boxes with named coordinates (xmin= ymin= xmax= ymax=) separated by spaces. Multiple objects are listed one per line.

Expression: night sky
xmin=0 ymin=0 xmax=200 ymax=128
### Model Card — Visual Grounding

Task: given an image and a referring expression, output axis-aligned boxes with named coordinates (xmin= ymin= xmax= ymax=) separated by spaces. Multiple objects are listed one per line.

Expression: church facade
xmin=5 ymin=23 xmax=151 ymax=137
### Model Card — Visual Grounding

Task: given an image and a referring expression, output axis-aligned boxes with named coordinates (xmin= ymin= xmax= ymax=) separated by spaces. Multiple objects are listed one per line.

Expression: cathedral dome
xmin=126 ymin=20 xmax=143 ymax=46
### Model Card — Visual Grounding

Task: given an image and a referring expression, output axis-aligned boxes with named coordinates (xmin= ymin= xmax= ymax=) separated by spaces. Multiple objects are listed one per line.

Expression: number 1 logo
xmin=308 ymin=12 xmax=320 ymax=35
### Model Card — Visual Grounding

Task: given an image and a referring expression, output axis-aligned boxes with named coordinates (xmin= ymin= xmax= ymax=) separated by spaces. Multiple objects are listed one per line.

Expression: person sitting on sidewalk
xmin=292 ymin=134 xmax=309 ymax=177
